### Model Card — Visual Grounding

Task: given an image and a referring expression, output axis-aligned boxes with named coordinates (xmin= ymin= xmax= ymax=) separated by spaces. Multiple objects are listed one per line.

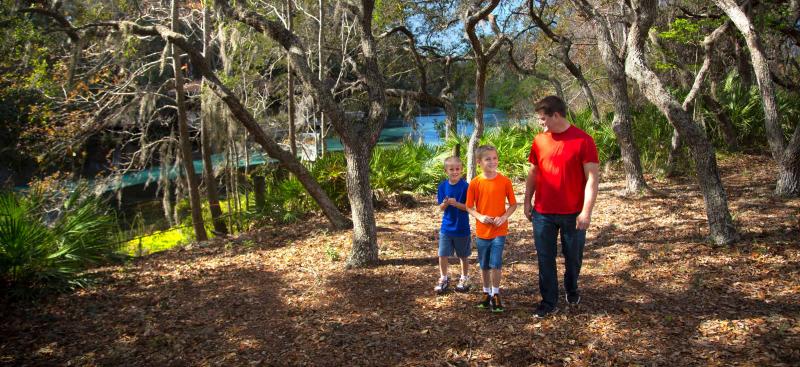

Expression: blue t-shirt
xmin=437 ymin=178 xmax=470 ymax=237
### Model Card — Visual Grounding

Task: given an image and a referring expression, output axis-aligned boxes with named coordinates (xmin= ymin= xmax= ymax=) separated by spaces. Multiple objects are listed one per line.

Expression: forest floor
xmin=1 ymin=153 xmax=799 ymax=366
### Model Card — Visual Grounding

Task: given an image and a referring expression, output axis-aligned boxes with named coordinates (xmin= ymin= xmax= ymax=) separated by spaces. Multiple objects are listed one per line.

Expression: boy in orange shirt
xmin=465 ymin=145 xmax=518 ymax=313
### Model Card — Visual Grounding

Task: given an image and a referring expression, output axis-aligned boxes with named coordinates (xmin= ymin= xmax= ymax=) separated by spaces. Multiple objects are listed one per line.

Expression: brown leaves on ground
xmin=1 ymin=154 xmax=798 ymax=366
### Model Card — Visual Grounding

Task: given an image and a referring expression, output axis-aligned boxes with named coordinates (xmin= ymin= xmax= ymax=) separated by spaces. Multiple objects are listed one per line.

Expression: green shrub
xmin=0 ymin=187 xmax=118 ymax=292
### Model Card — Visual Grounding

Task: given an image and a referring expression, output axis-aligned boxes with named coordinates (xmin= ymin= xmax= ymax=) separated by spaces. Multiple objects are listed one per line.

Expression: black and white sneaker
xmin=533 ymin=303 xmax=559 ymax=318
xmin=434 ymin=277 xmax=449 ymax=294
xmin=566 ymin=292 xmax=581 ymax=305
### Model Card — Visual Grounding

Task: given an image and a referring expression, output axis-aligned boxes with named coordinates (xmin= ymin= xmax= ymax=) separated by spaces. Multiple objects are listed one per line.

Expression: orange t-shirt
xmin=466 ymin=173 xmax=517 ymax=239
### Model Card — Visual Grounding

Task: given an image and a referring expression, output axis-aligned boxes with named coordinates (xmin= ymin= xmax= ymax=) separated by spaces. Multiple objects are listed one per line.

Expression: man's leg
xmin=560 ymin=214 xmax=586 ymax=300
xmin=533 ymin=211 xmax=559 ymax=308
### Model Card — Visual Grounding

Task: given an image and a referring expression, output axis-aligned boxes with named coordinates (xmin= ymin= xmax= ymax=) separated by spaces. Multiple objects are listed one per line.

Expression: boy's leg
xmin=475 ymin=237 xmax=492 ymax=308
xmin=458 ymin=257 xmax=469 ymax=278
xmin=560 ymin=214 xmax=586 ymax=300
xmin=533 ymin=211 xmax=559 ymax=308
xmin=438 ymin=233 xmax=454 ymax=278
xmin=488 ymin=236 xmax=506 ymax=289
xmin=438 ymin=256 xmax=449 ymax=278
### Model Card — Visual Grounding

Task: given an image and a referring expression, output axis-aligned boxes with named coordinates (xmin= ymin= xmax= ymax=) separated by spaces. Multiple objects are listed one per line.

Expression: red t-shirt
xmin=528 ymin=125 xmax=599 ymax=214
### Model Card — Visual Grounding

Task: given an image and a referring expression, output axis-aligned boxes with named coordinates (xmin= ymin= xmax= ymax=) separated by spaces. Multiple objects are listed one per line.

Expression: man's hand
xmin=479 ymin=215 xmax=495 ymax=224
xmin=576 ymin=211 xmax=591 ymax=230
xmin=492 ymin=215 xmax=508 ymax=226
xmin=524 ymin=201 xmax=532 ymax=221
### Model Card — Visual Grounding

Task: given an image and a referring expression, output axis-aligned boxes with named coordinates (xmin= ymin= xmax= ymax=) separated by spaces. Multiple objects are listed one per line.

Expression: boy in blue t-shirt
xmin=434 ymin=156 xmax=471 ymax=294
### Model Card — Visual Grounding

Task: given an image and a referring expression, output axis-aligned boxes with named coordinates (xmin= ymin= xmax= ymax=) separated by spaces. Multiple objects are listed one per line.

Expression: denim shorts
xmin=438 ymin=233 xmax=471 ymax=258
xmin=475 ymin=236 xmax=506 ymax=270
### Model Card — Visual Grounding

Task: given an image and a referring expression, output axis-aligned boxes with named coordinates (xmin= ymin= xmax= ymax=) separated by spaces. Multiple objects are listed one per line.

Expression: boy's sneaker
xmin=434 ymin=277 xmax=449 ymax=294
xmin=491 ymin=294 xmax=504 ymax=313
xmin=476 ymin=293 xmax=491 ymax=309
xmin=455 ymin=277 xmax=471 ymax=293
xmin=566 ymin=292 xmax=581 ymax=305
xmin=533 ymin=303 xmax=559 ymax=318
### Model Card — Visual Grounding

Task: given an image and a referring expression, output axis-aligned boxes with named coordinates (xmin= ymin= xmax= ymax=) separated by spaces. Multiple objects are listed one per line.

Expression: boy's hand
xmin=479 ymin=215 xmax=495 ymax=224
xmin=492 ymin=215 xmax=508 ymax=226
xmin=446 ymin=198 xmax=457 ymax=206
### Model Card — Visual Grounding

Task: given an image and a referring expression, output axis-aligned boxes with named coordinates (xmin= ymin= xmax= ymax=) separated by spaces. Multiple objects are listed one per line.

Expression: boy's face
xmin=444 ymin=162 xmax=462 ymax=180
xmin=478 ymin=150 xmax=499 ymax=173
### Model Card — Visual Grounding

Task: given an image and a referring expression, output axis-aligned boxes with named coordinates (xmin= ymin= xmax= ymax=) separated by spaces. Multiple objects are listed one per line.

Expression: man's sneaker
xmin=566 ymin=292 xmax=581 ymax=305
xmin=533 ymin=303 xmax=559 ymax=318
xmin=434 ymin=277 xmax=449 ymax=294
xmin=476 ymin=293 xmax=491 ymax=309
xmin=455 ymin=277 xmax=471 ymax=293
xmin=491 ymin=294 xmax=504 ymax=313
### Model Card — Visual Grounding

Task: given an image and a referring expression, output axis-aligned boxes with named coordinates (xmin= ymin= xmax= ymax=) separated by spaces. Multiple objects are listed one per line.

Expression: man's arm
xmin=524 ymin=164 xmax=537 ymax=220
xmin=576 ymin=162 xmax=599 ymax=230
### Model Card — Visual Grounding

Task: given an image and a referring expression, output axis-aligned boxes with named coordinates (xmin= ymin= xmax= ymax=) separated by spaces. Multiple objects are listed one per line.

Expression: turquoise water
xmin=21 ymin=107 xmax=509 ymax=193
xmin=324 ymin=107 xmax=508 ymax=150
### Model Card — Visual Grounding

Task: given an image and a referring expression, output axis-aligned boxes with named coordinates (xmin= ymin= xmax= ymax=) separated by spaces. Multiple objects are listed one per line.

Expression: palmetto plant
xmin=0 ymin=187 xmax=118 ymax=292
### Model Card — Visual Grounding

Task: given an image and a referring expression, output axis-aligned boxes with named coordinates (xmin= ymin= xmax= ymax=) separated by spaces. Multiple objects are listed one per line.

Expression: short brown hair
xmin=535 ymin=95 xmax=567 ymax=117
xmin=475 ymin=145 xmax=498 ymax=160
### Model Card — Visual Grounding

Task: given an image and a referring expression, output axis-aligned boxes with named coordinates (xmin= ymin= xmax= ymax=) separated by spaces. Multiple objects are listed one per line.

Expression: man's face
xmin=444 ymin=162 xmax=462 ymax=180
xmin=536 ymin=111 xmax=558 ymax=132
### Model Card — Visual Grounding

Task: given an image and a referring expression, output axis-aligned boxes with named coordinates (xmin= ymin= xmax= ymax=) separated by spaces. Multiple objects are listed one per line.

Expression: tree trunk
xmin=626 ymin=0 xmax=737 ymax=245
xmin=716 ymin=0 xmax=800 ymax=197
xmin=443 ymin=97 xmax=458 ymax=140
xmin=201 ymin=5 xmax=227 ymax=236
xmin=665 ymin=127 xmax=682 ymax=177
xmin=287 ymin=0 xmax=297 ymax=156
xmin=467 ymin=63 xmax=487 ymax=181
xmin=576 ymin=3 xmax=648 ymax=193
xmin=318 ymin=0 xmax=326 ymax=157
xmin=343 ymin=144 xmax=379 ymax=267
xmin=171 ymin=0 xmax=207 ymax=241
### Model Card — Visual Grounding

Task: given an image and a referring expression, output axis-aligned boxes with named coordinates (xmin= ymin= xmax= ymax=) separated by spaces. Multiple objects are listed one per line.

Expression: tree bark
xmin=171 ymin=0 xmax=207 ymax=241
xmin=626 ymin=0 xmax=738 ymax=245
xmin=287 ymin=0 xmax=297 ymax=156
xmin=201 ymin=5 xmax=227 ymax=236
xmin=570 ymin=0 xmax=648 ymax=194
xmin=344 ymin=144 xmax=378 ymax=266
xmin=463 ymin=0 xmax=504 ymax=180
xmin=716 ymin=0 xmax=800 ymax=197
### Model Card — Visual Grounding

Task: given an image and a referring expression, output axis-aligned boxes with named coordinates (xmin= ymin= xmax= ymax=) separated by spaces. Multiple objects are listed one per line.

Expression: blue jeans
xmin=532 ymin=210 xmax=586 ymax=308
xmin=475 ymin=236 xmax=505 ymax=270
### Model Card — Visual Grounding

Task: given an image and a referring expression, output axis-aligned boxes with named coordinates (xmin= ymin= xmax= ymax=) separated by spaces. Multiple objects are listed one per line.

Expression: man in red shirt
xmin=523 ymin=96 xmax=599 ymax=318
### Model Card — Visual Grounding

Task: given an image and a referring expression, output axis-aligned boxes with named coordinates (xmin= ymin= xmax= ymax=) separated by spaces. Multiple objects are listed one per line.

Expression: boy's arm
xmin=466 ymin=206 xmax=494 ymax=224
xmin=449 ymin=200 xmax=468 ymax=211
xmin=494 ymin=181 xmax=518 ymax=226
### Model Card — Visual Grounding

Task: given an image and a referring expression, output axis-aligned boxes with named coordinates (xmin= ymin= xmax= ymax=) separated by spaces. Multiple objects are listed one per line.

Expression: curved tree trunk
xmin=572 ymin=1 xmax=648 ymax=194
xmin=716 ymin=0 xmax=800 ymax=197
xmin=171 ymin=0 xmax=207 ymax=241
xmin=626 ymin=0 xmax=737 ymax=245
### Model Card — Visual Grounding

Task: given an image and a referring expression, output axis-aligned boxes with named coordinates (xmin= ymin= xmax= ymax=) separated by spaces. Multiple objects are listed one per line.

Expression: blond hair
xmin=475 ymin=145 xmax=498 ymax=160
xmin=444 ymin=156 xmax=462 ymax=167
